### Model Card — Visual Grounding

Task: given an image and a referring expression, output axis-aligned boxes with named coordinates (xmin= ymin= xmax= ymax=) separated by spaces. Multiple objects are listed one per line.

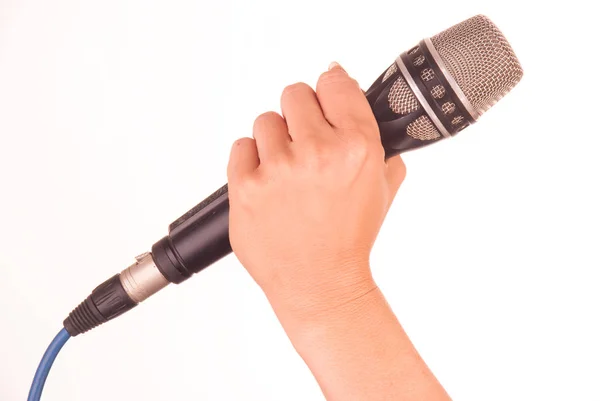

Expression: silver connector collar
xmin=119 ymin=252 xmax=169 ymax=303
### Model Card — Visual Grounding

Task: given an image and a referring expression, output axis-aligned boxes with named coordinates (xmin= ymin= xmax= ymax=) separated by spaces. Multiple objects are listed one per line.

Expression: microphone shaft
xmin=61 ymin=15 xmax=524 ymax=337
xmin=63 ymin=56 xmax=448 ymax=336
xmin=152 ymin=184 xmax=231 ymax=284
xmin=149 ymin=69 xmax=446 ymax=283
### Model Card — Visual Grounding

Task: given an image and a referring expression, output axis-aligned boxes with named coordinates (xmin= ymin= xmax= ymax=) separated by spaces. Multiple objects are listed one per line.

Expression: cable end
xmin=63 ymin=253 xmax=170 ymax=336
xmin=63 ymin=274 xmax=137 ymax=336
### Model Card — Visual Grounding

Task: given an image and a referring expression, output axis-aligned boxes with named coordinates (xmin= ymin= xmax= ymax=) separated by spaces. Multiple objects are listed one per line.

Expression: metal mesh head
xmin=430 ymin=14 xmax=523 ymax=115
xmin=407 ymin=115 xmax=441 ymax=140
xmin=388 ymin=76 xmax=420 ymax=115
xmin=382 ymin=63 xmax=397 ymax=82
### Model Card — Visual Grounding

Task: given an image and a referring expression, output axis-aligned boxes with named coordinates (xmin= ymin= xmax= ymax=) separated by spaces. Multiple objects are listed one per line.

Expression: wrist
xmin=268 ymin=283 xmax=451 ymax=401
xmin=262 ymin=260 xmax=378 ymax=338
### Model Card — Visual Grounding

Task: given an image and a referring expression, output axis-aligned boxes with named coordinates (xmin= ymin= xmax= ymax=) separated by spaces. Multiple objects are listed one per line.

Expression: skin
xmin=227 ymin=62 xmax=452 ymax=401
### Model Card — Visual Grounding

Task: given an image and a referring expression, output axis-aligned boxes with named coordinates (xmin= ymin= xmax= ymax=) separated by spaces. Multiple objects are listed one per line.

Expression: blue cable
xmin=27 ymin=328 xmax=71 ymax=401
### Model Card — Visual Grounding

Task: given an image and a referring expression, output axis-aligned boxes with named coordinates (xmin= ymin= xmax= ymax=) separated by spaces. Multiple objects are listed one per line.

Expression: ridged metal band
xmin=395 ymin=56 xmax=451 ymax=138
xmin=423 ymin=38 xmax=479 ymax=121
xmin=120 ymin=252 xmax=169 ymax=303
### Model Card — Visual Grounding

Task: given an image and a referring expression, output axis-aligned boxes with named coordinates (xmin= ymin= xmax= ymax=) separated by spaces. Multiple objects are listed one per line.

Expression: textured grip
xmin=63 ymin=274 xmax=137 ymax=336
xmin=63 ymin=297 xmax=104 ymax=336
xmin=152 ymin=61 xmax=457 ymax=284
xmin=169 ymin=184 xmax=229 ymax=231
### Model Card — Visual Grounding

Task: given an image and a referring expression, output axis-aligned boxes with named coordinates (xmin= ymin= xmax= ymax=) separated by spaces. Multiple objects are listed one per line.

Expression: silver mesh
xmin=430 ymin=14 xmax=523 ymax=115
xmin=431 ymin=85 xmax=446 ymax=99
xmin=388 ymin=76 xmax=420 ymax=115
xmin=451 ymin=115 xmax=464 ymax=125
xmin=407 ymin=115 xmax=441 ymax=140
xmin=441 ymin=102 xmax=456 ymax=114
xmin=413 ymin=55 xmax=425 ymax=66
xmin=382 ymin=63 xmax=397 ymax=82
xmin=420 ymin=68 xmax=435 ymax=82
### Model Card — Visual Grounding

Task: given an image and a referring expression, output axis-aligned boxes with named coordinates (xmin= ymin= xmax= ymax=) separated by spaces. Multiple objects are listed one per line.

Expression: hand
xmin=227 ymin=64 xmax=450 ymax=401
xmin=227 ymin=63 xmax=406 ymax=319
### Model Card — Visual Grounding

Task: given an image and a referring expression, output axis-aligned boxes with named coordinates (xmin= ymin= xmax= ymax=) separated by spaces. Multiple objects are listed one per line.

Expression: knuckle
xmin=265 ymin=152 xmax=292 ymax=171
xmin=317 ymin=70 xmax=358 ymax=88
xmin=254 ymin=111 xmax=280 ymax=126
xmin=347 ymin=142 xmax=370 ymax=163
xmin=327 ymin=116 xmax=355 ymax=132
xmin=301 ymin=139 xmax=333 ymax=166
xmin=345 ymin=135 xmax=383 ymax=162
xmin=231 ymin=137 xmax=254 ymax=151
xmin=369 ymin=142 xmax=386 ymax=161
xmin=282 ymin=82 xmax=312 ymax=98
xmin=338 ymin=116 xmax=378 ymax=134
xmin=326 ymin=110 xmax=358 ymax=129
xmin=233 ymin=137 xmax=248 ymax=146
xmin=231 ymin=175 xmax=260 ymax=204
xmin=253 ymin=111 xmax=281 ymax=135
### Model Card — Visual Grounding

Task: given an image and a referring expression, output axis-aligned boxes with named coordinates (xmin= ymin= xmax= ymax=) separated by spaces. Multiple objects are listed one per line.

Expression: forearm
xmin=228 ymin=62 xmax=441 ymax=400
xmin=268 ymin=269 xmax=451 ymax=401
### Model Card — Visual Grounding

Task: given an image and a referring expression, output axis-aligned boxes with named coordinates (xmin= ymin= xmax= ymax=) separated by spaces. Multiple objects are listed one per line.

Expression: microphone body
xmin=149 ymin=65 xmax=441 ymax=285
xmin=63 ymin=14 xmax=523 ymax=336
xmin=152 ymin=183 xmax=231 ymax=284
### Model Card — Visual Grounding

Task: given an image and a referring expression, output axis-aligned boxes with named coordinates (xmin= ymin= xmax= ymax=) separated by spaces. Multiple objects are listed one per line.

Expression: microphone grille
xmin=382 ymin=63 xmax=398 ymax=82
xmin=430 ymin=15 xmax=523 ymax=115
xmin=406 ymin=115 xmax=442 ymax=141
xmin=388 ymin=75 xmax=420 ymax=115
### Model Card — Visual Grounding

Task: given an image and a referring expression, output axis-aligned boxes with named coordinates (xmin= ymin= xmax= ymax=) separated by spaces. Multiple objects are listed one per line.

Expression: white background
xmin=1 ymin=0 xmax=599 ymax=400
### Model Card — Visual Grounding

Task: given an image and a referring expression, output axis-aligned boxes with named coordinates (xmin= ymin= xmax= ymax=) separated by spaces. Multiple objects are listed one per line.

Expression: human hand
xmin=227 ymin=62 xmax=406 ymax=321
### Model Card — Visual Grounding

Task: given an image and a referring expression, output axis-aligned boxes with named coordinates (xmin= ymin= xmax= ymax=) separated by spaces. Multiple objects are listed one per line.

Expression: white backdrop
xmin=1 ymin=1 xmax=599 ymax=400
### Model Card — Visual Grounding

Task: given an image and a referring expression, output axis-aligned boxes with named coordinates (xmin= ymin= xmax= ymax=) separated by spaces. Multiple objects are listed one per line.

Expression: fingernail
xmin=328 ymin=61 xmax=346 ymax=72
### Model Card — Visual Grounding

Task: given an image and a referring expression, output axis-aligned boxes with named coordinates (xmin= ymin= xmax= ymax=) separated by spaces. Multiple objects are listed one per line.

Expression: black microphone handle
xmin=63 ymin=45 xmax=486 ymax=336
xmin=152 ymin=183 xmax=231 ymax=283
xmin=150 ymin=67 xmax=446 ymax=285
xmin=63 ymin=18 xmax=521 ymax=335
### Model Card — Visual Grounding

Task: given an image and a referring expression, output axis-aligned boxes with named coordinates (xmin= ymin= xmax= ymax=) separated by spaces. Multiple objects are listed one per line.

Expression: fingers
xmin=316 ymin=63 xmax=378 ymax=138
xmin=385 ymin=155 xmax=407 ymax=200
xmin=227 ymin=137 xmax=259 ymax=184
xmin=253 ymin=112 xmax=291 ymax=161
xmin=280 ymin=82 xmax=330 ymax=142
xmin=235 ymin=63 xmax=380 ymax=184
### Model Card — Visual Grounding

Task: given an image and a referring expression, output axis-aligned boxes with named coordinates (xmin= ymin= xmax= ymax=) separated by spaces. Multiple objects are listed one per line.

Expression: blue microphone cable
xmin=25 ymin=254 xmax=170 ymax=400
xmin=27 ymin=328 xmax=71 ymax=401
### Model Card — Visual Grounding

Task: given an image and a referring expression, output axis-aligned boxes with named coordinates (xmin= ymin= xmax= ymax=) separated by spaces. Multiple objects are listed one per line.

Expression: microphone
xmin=63 ymin=14 xmax=523 ymax=336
